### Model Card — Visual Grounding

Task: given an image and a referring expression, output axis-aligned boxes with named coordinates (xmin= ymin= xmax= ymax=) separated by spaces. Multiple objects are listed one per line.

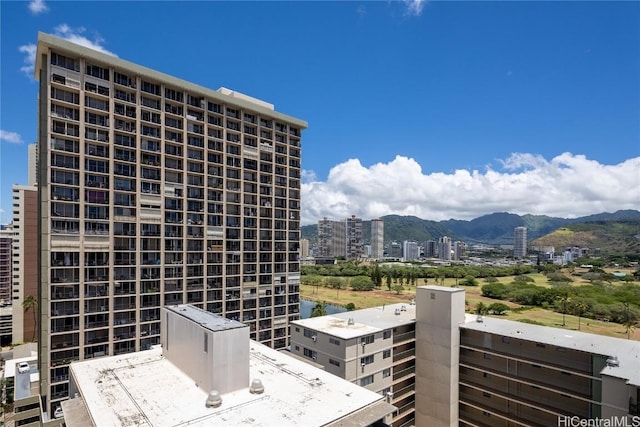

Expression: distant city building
xmin=61 ymin=305 xmax=395 ymax=426
xmin=423 ymin=240 xmax=437 ymax=258
xmin=371 ymin=218 xmax=384 ymax=260
xmin=514 ymin=226 xmax=527 ymax=258
xmin=438 ymin=236 xmax=452 ymax=261
xmin=403 ymin=240 xmax=419 ymax=262
xmin=11 ymin=185 xmax=38 ymax=344
xmin=299 ymin=238 xmax=309 ymax=258
xmin=346 ymin=215 xmax=364 ymax=260
xmin=388 ymin=241 xmax=402 ymax=259
xmin=453 ymin=241 xmax=466 ymax=261
xmin=0 ymin=229 xmax=13 ymax=306
xmin=317 ymin=216 xmax=363 ymax=260
xmin=28 ymin=143 xmax=39 ymax=186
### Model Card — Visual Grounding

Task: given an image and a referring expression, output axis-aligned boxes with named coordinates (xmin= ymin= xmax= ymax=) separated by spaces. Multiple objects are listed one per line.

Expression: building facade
xmin=371 ymin=218 xmax=384 ymax=260
xmin=11 ymin=185 xmax=39 ymax=344
xmin=317 ymin=216 xmax=363 ymax=260
xmin=294 ymin=287 xmax=639 ymax=427
xmin=0 ymin=229 xmax=12 ymax=306
xmin=423 ymin=240 xmax=436 ymax=258
xmin=35 ymin=32 xmax=305 ymax=413
xmin=514 ymin=226 xmax=527 ymax=258
xmin=291 ymin=304 xmax=417 ymax=427
xmin=402 ymin=240 xmax=419 ymax=262
xmin=438 ymin=236 xmax=452 ymax=261
xmin=346 ymin=215 xmax=363 ymax=260
xmin=28 ymin=143 xmax=39 ymax=186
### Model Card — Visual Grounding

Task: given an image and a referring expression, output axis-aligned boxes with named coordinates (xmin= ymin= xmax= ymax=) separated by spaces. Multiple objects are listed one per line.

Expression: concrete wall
xmin=414 ymin=286 xmax=465 ymax=426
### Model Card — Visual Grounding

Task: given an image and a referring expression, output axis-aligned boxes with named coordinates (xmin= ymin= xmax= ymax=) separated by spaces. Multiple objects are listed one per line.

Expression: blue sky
xmin=1 ymin=0 xmax=638 ymax=225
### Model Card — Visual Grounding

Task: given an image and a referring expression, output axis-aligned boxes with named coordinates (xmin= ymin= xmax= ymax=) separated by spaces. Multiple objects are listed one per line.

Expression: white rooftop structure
xmin=292 ymin=302 xmax=416 ymax=340
xmin=461 ymin=313 xmax=640 ymax=386
xmin=66 ymin=306 xmax=394 ymax=427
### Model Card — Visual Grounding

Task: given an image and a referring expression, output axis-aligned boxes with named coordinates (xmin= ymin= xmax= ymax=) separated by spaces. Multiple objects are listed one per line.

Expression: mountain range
xmin=301 ymin=210 xmax=640 ymax=254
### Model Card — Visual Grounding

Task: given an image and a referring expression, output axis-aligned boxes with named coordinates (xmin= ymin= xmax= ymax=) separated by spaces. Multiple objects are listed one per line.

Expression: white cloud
xmin=300 ymin=153 xmax=640 ymax=225
xmin=19 ymin=24 xmax=116 ymax=78
xmin=18 ymin=44 xmax=37 ymax=77
xmin=0 ymin=130 xmax=24 ymax=144
xmin=52 ymin=24 xmax=117 ymax=56
xmin=403 ymin=0 xmax=426 ymax=17
xmin=28 ymin=0 xmax=48 ymax=14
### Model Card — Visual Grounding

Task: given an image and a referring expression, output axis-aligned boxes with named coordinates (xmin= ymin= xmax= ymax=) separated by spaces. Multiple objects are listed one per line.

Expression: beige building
xmin=291 ymin=303 xmax=418 ymax=427
xmin=11 ymin=185 xmax=39 ymax=344
xmin=293 ymin=286 xmax=640 ymax=427
xmin=35 ymin=32 xmax=306 ymax=415
xmin=61 ymin=305 xmax=395 ymax=426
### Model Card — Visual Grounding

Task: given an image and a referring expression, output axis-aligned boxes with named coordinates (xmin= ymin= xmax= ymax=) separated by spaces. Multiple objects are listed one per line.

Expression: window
xmin=383 ymin=349 xmax=391 ymax=359
xmin=295 ymin=327 xmax=299 ymax=333
xmin=361 ymin=335 xmax=374 ymax=345
xmin=383 ymin=368 xmax=390 ymax=378
xmin=294 ymin=345 xmax=299 ymax=351
xmin=51 ymin=52 xmax=79 ymax=71
xmin=360 ymin=375 xmax=374 ymax=387
xmin=329 ymin=337 xmax=340 ymax=345
xmin=303 ymin=329 xmax=313 ymax=338
xmin=204 ymin=332 xmax=208 ymax=353
xmin=329 ymin=359 xmax=340 ymax=367
xmin=361 ymin=355 xmax=374 ymax=365
xmin=483 ymin=392 xmax=491 ymax=398
xmin=383 ymin=330 xmax=391 ymax=339
xmin=501 ymin=337 xmax=510 ymax=344
xmin=483 ymin=353 xmax=491 ymax=360
xmin=303 ymin=348 xmax=316 ymax=360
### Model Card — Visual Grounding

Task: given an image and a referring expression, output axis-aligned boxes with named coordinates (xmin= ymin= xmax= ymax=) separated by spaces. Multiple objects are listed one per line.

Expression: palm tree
xmin=22 ymin=295 xmax=38 ymax=342
xmin=574 ymin=302 xmax=588 ymax=331
xmin=623 ymin=320 xmax=636 ymax=340
xmin=556 ymin=292 xmax=571 ymax=327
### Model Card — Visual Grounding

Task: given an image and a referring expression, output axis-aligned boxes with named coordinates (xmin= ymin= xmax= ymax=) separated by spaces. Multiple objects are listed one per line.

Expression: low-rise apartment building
xmin=293 ymin=286 xmax=640 ymax=427
xmin=291 ymin=303 xmax=417 ymax=427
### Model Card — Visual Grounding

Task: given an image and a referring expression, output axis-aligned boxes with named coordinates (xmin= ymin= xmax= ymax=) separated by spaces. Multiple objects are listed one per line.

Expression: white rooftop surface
xmin=70 ymin=343 xmax=390 ymax=426
xmin=4 ymin=356 xmax=38 ymax=378
xmin=461 ymin=313 xmax=640 ymax=386
xmin=293 ymin=303 xmax=416 ymax=339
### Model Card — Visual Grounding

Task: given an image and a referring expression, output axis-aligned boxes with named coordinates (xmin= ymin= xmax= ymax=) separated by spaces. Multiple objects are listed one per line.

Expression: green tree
xmin=573 ymin=301 xmax=588 ymax=331
xmin=350 ymin=276 xmax=374 ymax=291
xmin=487 ymin=302 xmax=509 ymax=315
xmin=310 ymin=302 xmax=327 ymax=318
xmin=22 ymin=295 xmax=38 ymax=342
xmin=326 ymin=277 xmax=343 ymax=299
xmin=393 ymin=284 xmax=404 ymax=295
xmin=475 ymin=302 xmax=489 ymax=315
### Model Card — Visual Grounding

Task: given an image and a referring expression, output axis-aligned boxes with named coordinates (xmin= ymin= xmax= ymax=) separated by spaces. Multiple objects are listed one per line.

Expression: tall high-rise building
xmin=424 ymin=240 xmax=437 ymax=258
xmin=299 ymin=238 xmax=309 ymax=258
xmin=514 ymin=226 xmax=527 ymax=258
xmin=0 ymin=229 xmax=13 ymax=305
xmin=371 ymin=218 xmax=384 ymax=260
xmin=453 ymin=241 xmax=465 ymax=261
xmin=317 ymin=216 xmax=362 ymax=260
xmin=403 ymin=240 xmax=419 ymax=261
xmin=11 ymin=185 xmax=39 ymax=344
xmin=35 ymin=32 xmax=305 ymax=413
xmin=28 ymin=143 xmax=39 ymax=186
xmin=345 ymin=215 xmax=363 ymax=260
xmin=438 ymin=236 xmax=452 ymax=261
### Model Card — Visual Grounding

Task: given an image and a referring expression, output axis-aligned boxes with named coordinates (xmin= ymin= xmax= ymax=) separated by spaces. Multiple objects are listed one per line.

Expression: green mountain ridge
xmin=301 ymin=210 xmax=640 ymax=255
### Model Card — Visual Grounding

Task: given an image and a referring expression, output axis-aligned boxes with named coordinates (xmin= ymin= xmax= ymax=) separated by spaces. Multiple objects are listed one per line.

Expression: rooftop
xmin=165 ymin=304 xmax=246 ymax=332
xmin=292 ymin=303 xmax=416 ymax=340
xmin=68 ymin=343 xmax=394 ymax=427
xmin=461 ymin=313 xmax=640 ymax=386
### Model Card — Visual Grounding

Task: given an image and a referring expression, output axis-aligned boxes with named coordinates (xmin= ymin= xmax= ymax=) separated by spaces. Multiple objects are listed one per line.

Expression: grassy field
xmin=300 ymin=270 xmax=640 ymax=341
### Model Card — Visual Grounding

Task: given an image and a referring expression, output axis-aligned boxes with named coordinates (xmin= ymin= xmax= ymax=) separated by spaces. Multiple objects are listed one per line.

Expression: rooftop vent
xmin=206 ymin=390 xmax=222 ymax=408
xmin=394 ymin=309 xmax=401 ymax=316
xmin=401 ymin=305 xmax=407 ymax=312
xmin=476 ymin=315 xmax=484 ymax=323
xmin=606 ymin=356 xmax=620 ymax=367
xmin=410 ymin=299 xmax=415 ymax=305
xmin=347 ymin=318 xmax=355 ymax=326
xmin=249 ymin=379 xmax=264 ymax=394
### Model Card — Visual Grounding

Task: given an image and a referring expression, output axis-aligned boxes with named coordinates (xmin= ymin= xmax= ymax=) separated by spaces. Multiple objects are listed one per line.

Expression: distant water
xmin=300 ymin=299 xmax=347 ymax=319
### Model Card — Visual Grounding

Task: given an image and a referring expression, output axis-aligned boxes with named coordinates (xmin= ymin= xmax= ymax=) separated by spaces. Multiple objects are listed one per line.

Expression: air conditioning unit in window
xmin=311 ymin=335 xmax=317 ymax=342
